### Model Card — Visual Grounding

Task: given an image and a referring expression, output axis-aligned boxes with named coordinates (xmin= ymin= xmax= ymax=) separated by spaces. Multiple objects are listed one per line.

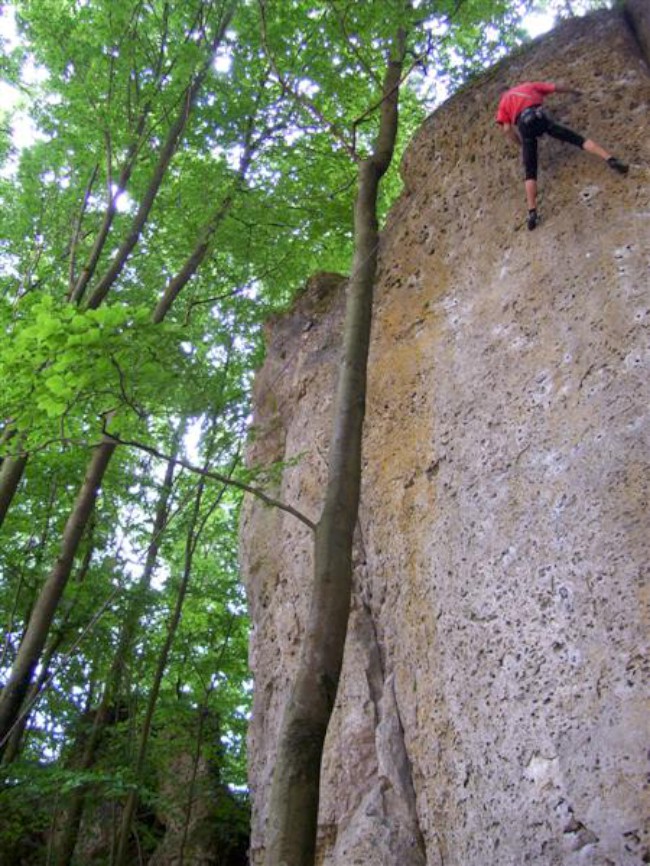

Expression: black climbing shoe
xmin=607 ymin=156 xmax=628 ymax=175
xmin=527 ymin=209 xmax=538 ymax=231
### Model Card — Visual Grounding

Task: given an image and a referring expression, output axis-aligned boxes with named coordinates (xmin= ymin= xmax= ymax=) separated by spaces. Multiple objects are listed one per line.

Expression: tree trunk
xmin=0 ymin=452 xmax=28 ymax=530
xmin=263 ymin=29 xmax=406 ymax=866
xmin=85 ymin=2 xmax=236 ymax=311
xmin=0 ymin=437 xmax=116 ymax=758
xmin=1 ymin=632 xmax=64 ymax=764
xmin=114 ymin=456 xmax=225 ymax=866
xmin=53 ymin=445 xmax=179 ymax=866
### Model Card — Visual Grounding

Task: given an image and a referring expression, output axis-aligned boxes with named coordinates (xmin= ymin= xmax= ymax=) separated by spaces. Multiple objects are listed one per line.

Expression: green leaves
xmin=0 ymin=297 xmax=190 ymax=447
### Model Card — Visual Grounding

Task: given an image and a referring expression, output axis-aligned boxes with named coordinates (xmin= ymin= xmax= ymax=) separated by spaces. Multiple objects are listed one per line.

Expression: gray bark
xmin=114 ymin=442 xmax=225 ymax=866
xmin=53 ymin=446 xmax=178 ymax=866
xmin=263 ymin=29 xmax=406 ymax=866
xmin=0 ymin=438 xmax=116 ymax=759
xmin=0 ymin=452 xmax=28 ymax=530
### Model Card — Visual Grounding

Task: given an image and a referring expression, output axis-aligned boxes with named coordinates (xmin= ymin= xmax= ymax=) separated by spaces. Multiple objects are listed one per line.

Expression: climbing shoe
xmin=527 ymin=208 xmax=538 ymax=231
xmin=607 ymin=156 xmax=629 ymax=175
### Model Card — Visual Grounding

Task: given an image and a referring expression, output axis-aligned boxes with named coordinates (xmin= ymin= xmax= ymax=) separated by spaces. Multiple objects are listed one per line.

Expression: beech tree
xmin=254 ymin=1 xmax=528 ymax=863
xmin=0 ymin=0 xmax=364 ymax=858
xmin=261 ymin=22 xmax=408 ymax=864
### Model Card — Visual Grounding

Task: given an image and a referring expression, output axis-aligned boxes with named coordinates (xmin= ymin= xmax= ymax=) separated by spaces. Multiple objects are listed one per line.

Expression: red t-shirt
xmin=496 ymin=82 xmax=557 ymax=125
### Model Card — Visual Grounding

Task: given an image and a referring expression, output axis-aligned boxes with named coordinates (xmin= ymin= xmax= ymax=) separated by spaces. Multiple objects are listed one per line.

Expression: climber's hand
xmin=501 ymin=123 xmax=521 ymax=146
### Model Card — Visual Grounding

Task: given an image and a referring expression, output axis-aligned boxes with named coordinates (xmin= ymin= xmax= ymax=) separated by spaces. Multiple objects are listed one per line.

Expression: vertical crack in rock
xmin=324 ymin=577 xmax=427 ymax=866
xmin=362 ymin=588 xmax=424 ymax=843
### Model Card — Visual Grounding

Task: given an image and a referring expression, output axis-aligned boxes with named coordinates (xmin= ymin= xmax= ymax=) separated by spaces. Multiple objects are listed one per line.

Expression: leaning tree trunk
xmin=6 ymin=525 xmax=96 ymax=764
xmin=1 ymin=632 xmax=64 ymax=764
xmin=0 ymin=4 xmax=238 ymax=735
xmin=0 ymin=452 xmax=28 ymax=530
xmin=0 ymin=437 xmax=116 ymax=759
xmin=263 ymin=29 xmax=406 ymax=866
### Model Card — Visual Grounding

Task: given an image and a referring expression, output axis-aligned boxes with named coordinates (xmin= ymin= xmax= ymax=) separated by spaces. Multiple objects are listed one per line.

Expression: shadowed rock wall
xmin=240 ymin=9 xmax=650 ymax=866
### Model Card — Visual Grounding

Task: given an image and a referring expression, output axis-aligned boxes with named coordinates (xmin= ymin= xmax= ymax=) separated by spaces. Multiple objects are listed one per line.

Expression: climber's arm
xmin=552 ymin=82 xmax=582 ymax=96
xmin=501 ymin=123 xmax=521 ymax=146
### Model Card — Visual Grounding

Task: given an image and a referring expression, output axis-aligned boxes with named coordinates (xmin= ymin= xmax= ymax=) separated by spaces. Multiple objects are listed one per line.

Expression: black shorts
xmin=517 ymin=106 xmax=585 ymax=181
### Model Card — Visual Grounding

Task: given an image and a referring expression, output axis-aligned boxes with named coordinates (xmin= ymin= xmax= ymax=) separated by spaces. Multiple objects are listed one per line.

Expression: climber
xmin=496 ymin=81 xmax=628 ymax=230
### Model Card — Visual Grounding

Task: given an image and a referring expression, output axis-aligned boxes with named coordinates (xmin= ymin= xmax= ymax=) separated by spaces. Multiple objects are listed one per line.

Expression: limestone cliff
xmin=240 ymin=8 xmax=650 ymax=866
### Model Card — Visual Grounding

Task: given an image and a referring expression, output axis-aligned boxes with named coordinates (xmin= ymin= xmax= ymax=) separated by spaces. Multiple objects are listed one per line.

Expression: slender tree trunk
xmin=263 ymin=29 xmax=406 ymax=866
xmin=0 ymin=437 xmax=116 ymax=758
xmin=85 ymin=1 xmax=236 ymax=311
xmin=114 ymin=461 xmax=225 ymax=866
xmin=0 ymin=452 xmax=28 ymax=530
xmin=152 ymin=105 xmax=257 ymax=324
xmin=6 ymin=501 xmax=93 ymax=727
xmin=1 ymin=479 xmax=59 ymax=677
xmin=52 ymin=444 xmax=179 ymax=866
xmin=178 ymin=699 xmax=212 ymax=866
xmin=1 ymin=632 xmax=64 ymax=764
xmin=68 ymin=129 xmax=147 ymax=305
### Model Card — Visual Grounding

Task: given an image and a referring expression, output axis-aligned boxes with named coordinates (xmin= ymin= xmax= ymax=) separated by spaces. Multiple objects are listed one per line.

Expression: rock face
xmin=240 ymin=9 xmax=650 ymax=866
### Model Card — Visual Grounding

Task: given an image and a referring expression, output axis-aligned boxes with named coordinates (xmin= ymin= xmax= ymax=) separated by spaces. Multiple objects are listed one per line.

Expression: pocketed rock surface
xmin=240 ymin=9 xmax=650 ymax=866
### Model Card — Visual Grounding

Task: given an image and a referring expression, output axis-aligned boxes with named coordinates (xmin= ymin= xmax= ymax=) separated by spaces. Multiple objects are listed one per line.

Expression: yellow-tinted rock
xmin=241 ymin=9 xmax=650 ymax=866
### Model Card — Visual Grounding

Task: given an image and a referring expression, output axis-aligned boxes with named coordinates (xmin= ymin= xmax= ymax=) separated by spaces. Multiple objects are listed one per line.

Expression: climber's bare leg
xmin=583 ymin=138 xmax=611 ymax=160
xmin=525 ymin=179 xmax=537 ymax=210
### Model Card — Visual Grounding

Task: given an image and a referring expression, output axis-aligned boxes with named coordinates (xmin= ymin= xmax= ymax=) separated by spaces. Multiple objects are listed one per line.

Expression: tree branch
xmin=152 ymin=111 xmax=257 ymax=323
xmin=67 ymin=163 xmax=100 ymax=298
xmin=102 ymin=428 xmax=317 ymax=532
xmin=182 ymin=288 xmax=243 ymax=325
xmin=85 ymin=2 xmax=237 ymax=311
xmin=258 ymin=0 xmax=359 ymax=161
xmin=324 ymin=0 xmax=382 ymax=86
xmin=68 ymin=117 xmax=149 ymax=305
xmin=350 ymin=0 xmax=467 ymax=154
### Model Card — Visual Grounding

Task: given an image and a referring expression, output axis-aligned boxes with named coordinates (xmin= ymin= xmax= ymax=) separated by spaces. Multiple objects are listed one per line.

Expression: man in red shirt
xmin=496 ymin=81 xmax=628 ymax=230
